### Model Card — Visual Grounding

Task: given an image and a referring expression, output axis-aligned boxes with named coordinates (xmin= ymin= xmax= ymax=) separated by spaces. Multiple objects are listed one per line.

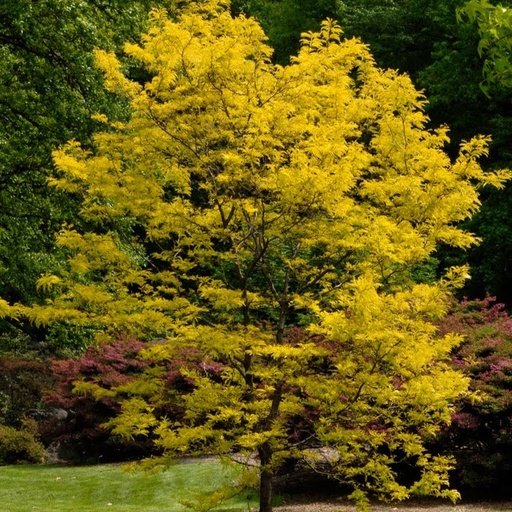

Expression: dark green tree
xmin=231 ymin=0 xmax=337 ymax=63
xmin=0 ymin=0 xmax=159 ymax=353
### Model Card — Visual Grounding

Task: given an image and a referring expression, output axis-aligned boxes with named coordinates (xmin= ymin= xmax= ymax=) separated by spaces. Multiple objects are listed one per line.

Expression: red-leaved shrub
xmin=41 ymin=336 xmax=158 ymax=463
xmin=436 ymin=297 xmax=512 ymax=497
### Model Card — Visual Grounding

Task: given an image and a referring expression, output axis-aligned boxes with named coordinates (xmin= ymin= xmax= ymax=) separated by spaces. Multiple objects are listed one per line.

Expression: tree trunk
xmin=258 ymin=382 xmax=283 ymax=512
xmin=259 ymin=444 xmax=274 ymax=512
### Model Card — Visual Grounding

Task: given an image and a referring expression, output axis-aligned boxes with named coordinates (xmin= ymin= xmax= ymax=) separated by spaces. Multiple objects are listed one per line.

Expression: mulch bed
xmin=275 ymin=497 xmax=512 ymax=512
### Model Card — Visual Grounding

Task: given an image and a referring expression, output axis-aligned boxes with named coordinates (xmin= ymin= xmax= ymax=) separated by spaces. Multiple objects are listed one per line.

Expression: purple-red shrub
xmin=41 ymin=336 xmax=158 ymax=463
xmin=436 ymin=297 xmax=512 ymax=497
xmin=40 ymin=336 xmax=226 ymax=464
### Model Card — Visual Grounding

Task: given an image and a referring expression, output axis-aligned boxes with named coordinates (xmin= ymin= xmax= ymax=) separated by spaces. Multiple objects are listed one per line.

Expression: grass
xmin=3 ymin=462 xmax=512 ymax=512
xmin=0 ymin=460 xmax=258 ymax=512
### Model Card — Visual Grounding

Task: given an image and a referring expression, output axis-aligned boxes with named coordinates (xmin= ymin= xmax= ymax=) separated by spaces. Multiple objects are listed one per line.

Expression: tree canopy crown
xmin=9 ymin=2 xmax=511 ymax=511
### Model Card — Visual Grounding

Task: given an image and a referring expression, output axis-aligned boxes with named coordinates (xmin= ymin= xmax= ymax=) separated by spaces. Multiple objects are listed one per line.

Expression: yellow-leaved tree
xmin=13 ymin=1 xmax=511 ymax=510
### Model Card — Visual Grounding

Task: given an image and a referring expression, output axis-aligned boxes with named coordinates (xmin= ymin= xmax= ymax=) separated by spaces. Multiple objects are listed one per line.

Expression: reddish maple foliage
xmin=41 ymin=336 xmax=157 ymax=463
xmin=436 ymin=297 xmax=512 ymax=497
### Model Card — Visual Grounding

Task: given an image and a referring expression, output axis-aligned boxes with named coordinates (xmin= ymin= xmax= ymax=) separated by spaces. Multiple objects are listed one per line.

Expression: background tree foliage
xmin=335 ymin=0 xmax=483 ymax=143
xmin=231 ymin=0 xmax=337 ymax=64
xmin=451 ymin=0 xmax=512 ymax=304
xmin=458 ymin=0 xmax=512 ymax=93
xmin=14 ymin=2 xmax=511 ymax=510
xmin=0 ymin=0 xmax=159 ymax=353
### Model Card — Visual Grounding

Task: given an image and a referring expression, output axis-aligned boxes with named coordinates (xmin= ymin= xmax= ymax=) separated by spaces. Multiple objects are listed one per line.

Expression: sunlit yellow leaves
xmin=410 ymin=454 xmax=460 ymax=502
xmin=44 ymin=1 xmax=508 ymax=348
xmin=22 ymin=303 xmax=89 ymax=329
xmin=94 ymin=49 xmax=142 ymax=98
xmin=56 ymin=229 xmax=132 ymax=273
xmin=453 ymin=135 xmax=512 ymax=188
xmin=0 ymin=298 xmax=18 ymax=319
xmin=116 ymin=367 xmax=168 ymax=398
xmin=199 ymin=283 xmax=245 ymax=311
xmin=440 ymin=265 xmax=473 ymax=289
xmin=36 ymin=274 xmax=62 ymax=292
xmin=103 ymin=397 xmax=157 ymax=441
xmin=50 ymin=141 xmax=90 ymax=193
xmin=258 ymin=342 xmax=326 ymax=362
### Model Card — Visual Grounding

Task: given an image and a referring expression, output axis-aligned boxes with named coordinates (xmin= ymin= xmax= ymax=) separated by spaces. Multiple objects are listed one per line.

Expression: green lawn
xmin=6 ymin=462 xmax=510 ymax=512
xmin=0 ymin=461 xmax=258 ymax=512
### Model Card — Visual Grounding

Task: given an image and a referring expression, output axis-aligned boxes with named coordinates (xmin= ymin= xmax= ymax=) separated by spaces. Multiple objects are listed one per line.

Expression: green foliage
xmin=337 ymin=0 xmax=437 ymax=75
xmin=0 ymin=356 xmax=53 ymax=427
xmin=447 ymin=1 xmax=512 ymax=305
xmin=11 ymin=3 xmax=511 ymax=510
xmin=0 ymin=418 xmax=45 ymax=465
xmin=0 ymin=0 xmax=160 ymax=353
xmin=458 ymin=0 xmax=512 ymax=94
xmin=453 ymin=188 xmax=512 ymax=305
xmin=334 ymin=0 xmax=487 ymax=151
xmin=232 ymin=0 xmax=338 ymax=63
